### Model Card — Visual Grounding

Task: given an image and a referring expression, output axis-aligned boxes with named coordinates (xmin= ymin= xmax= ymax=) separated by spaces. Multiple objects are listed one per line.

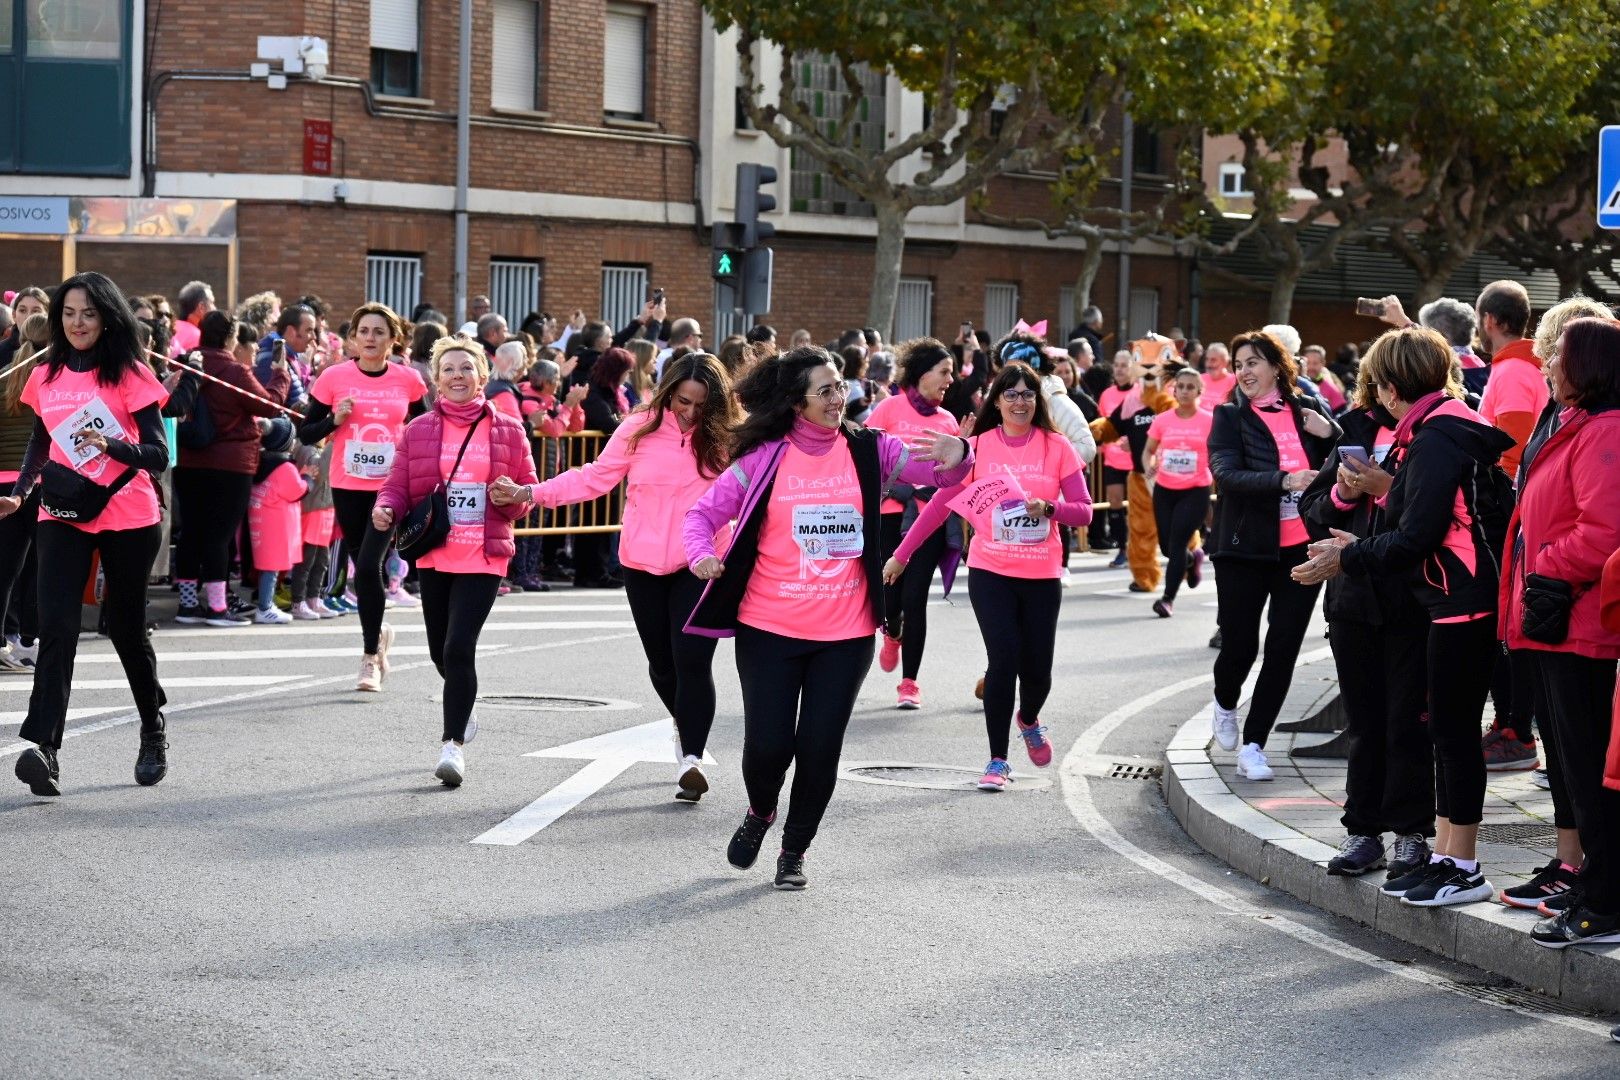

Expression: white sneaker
xmin=676 ymin=755 xmax=709 ymax=802
xmin=435 ymin=741 xmax=465 ymax=786
xmin=309 ymin=598 xmax=343 ymax=619
xmin=254 ymin=606 xmax=292 ymax=624
xmin=4 ymin=636 xmax=36 ymax=666
xmin=1211 ymin=700 xmax=1241 ymax=751
xmin=1059 ymin=567 xmax=1072 ymax=589
xmin=356 ymin=655 xmax=382 ymax=692
xmin=386 ymin=587 xmax=420 ymax=609
xmin=462 ymin=709 xmax=478 ymax=745
xmin=376 ymin=622 xmax=396 ymax=678
xmin=290 ymin=601 xmax=322 ymax=621
xmin=1235 ymin=742 xmax=1274 ymax=781
xmin=0 ymin=644 xmax=30 ymax=673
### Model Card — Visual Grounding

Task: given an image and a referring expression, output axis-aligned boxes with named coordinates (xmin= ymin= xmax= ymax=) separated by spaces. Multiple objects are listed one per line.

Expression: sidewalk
xmin=1162 ymin=654 xmax=1620 ymax=1012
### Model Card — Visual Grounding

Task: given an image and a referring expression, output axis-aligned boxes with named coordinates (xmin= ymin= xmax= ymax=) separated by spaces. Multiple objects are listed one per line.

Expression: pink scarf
xmin=788 ymin=414 xmax=841 ymax=455
xmin=906 ymin=386 xmax=940 ymax=417
xmin=437 ymin=395 xmax=489 ymax=425
xmin=1249 ymin=387 xmax=1283 ymax=410
xmin=1393 ymin=390 xmax=1450 ymax=447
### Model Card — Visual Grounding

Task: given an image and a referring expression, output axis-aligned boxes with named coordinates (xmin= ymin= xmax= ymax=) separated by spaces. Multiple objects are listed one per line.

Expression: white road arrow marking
xmin=471 ymin=719 xmax=718 ymax=846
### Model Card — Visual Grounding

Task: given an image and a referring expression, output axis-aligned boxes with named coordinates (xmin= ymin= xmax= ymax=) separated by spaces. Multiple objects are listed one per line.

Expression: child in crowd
xmin=247 ymin=418 xmax=309 ymax=625
xmin=288 ymin=440 xmax=340 ymax=619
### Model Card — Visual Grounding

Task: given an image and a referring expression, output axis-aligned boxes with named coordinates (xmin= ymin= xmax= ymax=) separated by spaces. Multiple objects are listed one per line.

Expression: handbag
xmin=1520 ymin=573 xmax=1579 ymax=645
xmin=40 ymin=460 xmax=138 ymax=524
xmin=395 ymin=414 xmax=483 ymax=561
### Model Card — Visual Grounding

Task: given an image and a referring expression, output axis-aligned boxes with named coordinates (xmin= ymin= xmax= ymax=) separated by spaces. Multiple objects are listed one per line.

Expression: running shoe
xmin=1211 ymin=700 xmax=1240 ymax=752
xmin=496 ymin=583 xmax=512 ymax=597
xmin=1235 ymin=743 xmax=1274 ymax=781
xmin=290 ymin=602 xmax=323 ymax=621
xmin=517 ymin=576 xmax=550 ymax=593
xmin=878 ymin=632 xmax=900 ymax=673
xmin=1401 ymin=859 xmax=1492 ymax=907
xmin=1381 ymin=859 xmax=1447 ymax=898
xmin=462 ymin=710 xmax=478 ymax=745
xmin=1017 ymin=713 xmax=1052 ymax=768
xmin=676 ymin=755 xmax=708 ymax=803
xmin=1128 ymin=582 xmax=1152 ymax=593
xmin=1530 ymin=906 xmax=1620 ymax=949
xmin=727 ymin=809 xmax=775 ymax=869
xmin=228 ymin=595 xmax=257 ymax=619
xmin=435 ymin=742 xmax=465 ymax=787
xmin=1059 ymin=567 xmax=1072 ymax=588
xmin=328 ymin=594 xmax=357 ymax=614
xmin=203 ymin=607 xmax=250 ymax=627
xmin=896 ymin=678 xmax=921 ymax=710
xmin=974 ymin=675 xmax=985 ymax=701
xmin=376 ymin=622 xmax=396 ymax=678
xmin=1209 ymin=629 xmax=1222 ymax=649
xmin=134 ymin=724 xmax=168 ymax=787
xmin=1531 ymin=768 xmax=1550 ymax=790
xmin=977 ymin=758 xmax=1014 ymax=791
xmin=1387 ymin=834 xmax=1431 ymax=882
xmin=254 ymin=606 xmax=292 ymax=625
xmin=1501 ymin=858 xmax=1579 ymax=910
xmin=1152 ymin=599 xmax=1173 ymax=618
xmin=1482 ymin=727 xmax=1538 ymax=771
xmin=1538 ymin=883 xmax=1582 ymax=917
xmin=15 ymin=746 xmax=60 ymax=797
xmin=5 ymin=638 xmax=36 ymax=665
xmin=356 ymin=655 xmax=382 ymax=692
xmin=173 ymin=605 xmax=208 ymax=625
xmin=342 ymin=589 xmax=360 ymax=609
xmin=775 ymin=850 xmax=808 ymax=890
xmin=0 ymin=644 xmax=30 ymax=672
xmin=1327 ymin=835 xmax=1386 ymax=876
xmin=386 ymin=586 xmax=420 ymax=609
xmin=1186 ymin=548 xmax=1205 ymax=589
xmin=1108 ymin=551 xmax=1129 ymax=569
xmin=309 ymin=597 xmax=344 ymax=618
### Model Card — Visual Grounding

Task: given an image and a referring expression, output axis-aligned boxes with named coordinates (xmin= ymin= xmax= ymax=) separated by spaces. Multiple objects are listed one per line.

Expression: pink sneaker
xmin=1186 ymin=548 xmax=1206 ymax=589
xmin=1017 ymin=712 xmax=1053 ymax=768
xmin=878 ymin=632 xmax=901 ymax=673
xmin=977 ymin=758 xmax=1013 ymax=791
xmin=896 ymin=678 xmax=921 ymax=710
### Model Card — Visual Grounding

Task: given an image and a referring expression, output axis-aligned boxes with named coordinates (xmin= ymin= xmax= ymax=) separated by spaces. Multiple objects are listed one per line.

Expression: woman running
xmin=885 ymin=361 xmax=1092 ymax=791
xmin=864 ymin=338 xmax=958 ymax=709
xmin=683 ymin=347 xmax=971 ymax=889
xmin=522 ymin=352 xmax=740 ymax=801
xmin=0 ymin=272 xmax=171 ymax=795
xmin=373 ymin=336 xmax=538 ymax=786
xmin=1143 ymin=368 xmax=1214 ymax=617
xmin=300 ymin=303 xmax=427 ymax=692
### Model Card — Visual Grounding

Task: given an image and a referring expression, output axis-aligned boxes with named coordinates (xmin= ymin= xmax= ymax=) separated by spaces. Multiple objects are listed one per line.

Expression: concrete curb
xmin=1163 ymin=711 xmax=1620 ymax=1012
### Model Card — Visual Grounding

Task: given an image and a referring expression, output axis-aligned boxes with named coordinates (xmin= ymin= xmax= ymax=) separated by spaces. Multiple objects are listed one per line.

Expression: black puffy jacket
xmin=1209 ymin=390 xmax=1340 ymax=563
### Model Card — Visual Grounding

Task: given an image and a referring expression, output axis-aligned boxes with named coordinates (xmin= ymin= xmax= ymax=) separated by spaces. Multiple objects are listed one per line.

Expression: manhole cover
xmin=1106 ymin=762 xmax=1163 ymax=781
xmin=1477 ymin=822 xmax=1557 ymax=846
xmin=839 ymin=762 xmax=1053 ymax=793
xmin=472 ymin=695 xmax=639 ymax=712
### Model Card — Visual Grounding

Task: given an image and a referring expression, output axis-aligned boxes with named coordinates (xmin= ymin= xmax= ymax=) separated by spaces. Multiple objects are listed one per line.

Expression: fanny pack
xmin=395 ymin=415 xmax=483 ymax=561
xmin=40 ymin=460 xmax=137 ymax=524
xmin=1520 ymin=573 xmax=1581 ymax=645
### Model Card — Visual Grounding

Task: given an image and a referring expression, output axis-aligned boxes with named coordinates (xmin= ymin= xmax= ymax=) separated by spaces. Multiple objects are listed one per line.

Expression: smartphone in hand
xmin=1337 ymin=445 xmax=1372 ymax=468
xmin=1355 ymin=297 xmax=1386 ymax=318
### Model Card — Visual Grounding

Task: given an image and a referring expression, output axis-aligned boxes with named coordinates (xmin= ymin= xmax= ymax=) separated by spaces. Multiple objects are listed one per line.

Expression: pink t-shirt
xmin=1147 ymin=408 xmax=1214 ymax=489
xmin=1254 ymin=404 xmax=1310 ymax=548
xmin=248 ymin=461 xmax=307 ymax=572
xmin=1097 ymin=384 xmax=1135 ymax=471
xmin=864 ymin=392 xmax=959 ymax=514
xmin=1479 ymin=356 xmax=1549 ymax=428
xmin=169 ymin=319 xmax=200 ymax=358
xmin=738 ymin=441 xmax=876 ymax=641
xmin=309 ymin=361 xmax=427 ymax=492
xmin=1202 ymin=370 xmax=1237 ymax=405
xmin=21 ymin=362 xmax=168 ymax=533
xmin=964 ymin=428 xmax=1081 ymax=579
xmin=416 ymin=418 xmax=505 ymax=577
xmin=1372 ymin=426 xmax=1396 ymax=465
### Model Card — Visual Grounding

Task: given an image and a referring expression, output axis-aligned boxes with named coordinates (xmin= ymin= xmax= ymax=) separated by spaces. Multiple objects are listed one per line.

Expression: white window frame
xmin=370 ymin=0 xmax=419 ymax=52
xmin=894 ymin=278 xmax=933 ymax=342
xmin=1128 ymin=286 xmax=1161 ymax=340
xmin=492 ymin=0 xmax=540 ymax=111
xmin=984 ymin=282 xmax=1020 ymax=340
xmin=1058 ymin=286 xmax=1076 ymax=342
xmin=1219 ymin=162 xmax=1249 ymax=197
xmin=490 ymin=259 xmax=542 ymax=327
xmin=603 ymin=3 xmax=648 ymax=121
xmin=601 ymin=264 xmax=648 ymax=333
xmin=366 ymin=254 xmax=422 ymax=320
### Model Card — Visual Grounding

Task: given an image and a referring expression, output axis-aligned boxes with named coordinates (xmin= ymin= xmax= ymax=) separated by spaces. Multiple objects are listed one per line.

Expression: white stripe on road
xmin=0 ymin=707 xmax=121 ymax=725
xmin=152 ymin=620 xmax=634 ymax=639
xmin=67 ymin=645 xmax=518 ymax=664
xmin=0 ymin=675 xmax=302 ymax=692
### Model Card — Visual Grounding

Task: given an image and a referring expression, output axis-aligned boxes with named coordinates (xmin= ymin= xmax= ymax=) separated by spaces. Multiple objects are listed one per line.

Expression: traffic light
xmin=711 ymin=221 xmax=744 ymax=292
xmin=736 ymin=163 xmax=777 ymax=248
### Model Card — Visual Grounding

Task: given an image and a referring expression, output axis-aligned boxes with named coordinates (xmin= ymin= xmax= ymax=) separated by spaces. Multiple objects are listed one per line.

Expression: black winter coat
xmin=1208 ymin=390 xmax=1340 ymax=563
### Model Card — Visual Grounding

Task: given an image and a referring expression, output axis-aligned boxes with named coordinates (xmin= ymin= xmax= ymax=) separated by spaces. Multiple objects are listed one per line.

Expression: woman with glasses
xmin=885 ymin=361 xmax=1093 ymax=792
xmin=684 ymin=347 xmax=971 ymax=889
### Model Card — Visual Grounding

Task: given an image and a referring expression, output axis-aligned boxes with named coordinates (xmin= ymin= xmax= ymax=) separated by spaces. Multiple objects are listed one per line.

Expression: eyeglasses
xmin=807 ymin=385 xmax=848 ymax=404
xmin=1000 ymin=389 xmax=1038 ymax=403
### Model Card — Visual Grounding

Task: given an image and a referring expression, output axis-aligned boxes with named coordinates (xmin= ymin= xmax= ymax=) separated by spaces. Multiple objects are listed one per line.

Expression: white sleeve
xmin=1043 ymin=377 xmax=1096 ymax=465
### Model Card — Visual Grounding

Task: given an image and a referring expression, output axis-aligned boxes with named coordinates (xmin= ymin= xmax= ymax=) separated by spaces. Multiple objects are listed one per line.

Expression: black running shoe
xmin=15 ymin=746 xmax=60 ymax=797
xmin=1327 ymin=834 xmax=1385 ymax=876
xmin=173 ymin=605 xmax=208 ymax=624
xmin=1538 ymin=882 xmax=1582 ymax=918
xmin=1501 ymin=858 xmax=1578 ymax=910
xmin=1381 ymin=858 xmax=1444 ymax=898
xmin=1208 ymin=630 xmax=1222 ymax=650
xmin=1530 ymin=906 xmax=1620 ymax=949
xmin=774 ymin=850 xmax=808 ymax=890
xmin=1401 ymin=859 xmax=1492 ymax=907
xmin=135 ymin=723 xmax=168 ymax=787
xmin=726 ymin=809 xmax=774 ymax=869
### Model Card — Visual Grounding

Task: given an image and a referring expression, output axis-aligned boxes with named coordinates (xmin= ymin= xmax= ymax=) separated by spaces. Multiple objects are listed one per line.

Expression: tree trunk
xmin=867 ymin=201 xmax=909 ymax=341
xmin=1555 ymin=260 xmax=1585 ymax=300
xmin=1268 ymin=271 xmax=1300 ymax=325
xmin=1073 ymin=235 xmax=1106 ymax=319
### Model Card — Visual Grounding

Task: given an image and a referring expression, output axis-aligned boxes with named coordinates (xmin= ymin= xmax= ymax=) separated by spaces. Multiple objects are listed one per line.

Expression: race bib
xmin=792 ymin=504 xmax=863 ymax=560
xmin=50 ymin=397 xmax=126 ymax=470
xmin=1280 ymin=490 xmax=1302 ymax=521
xmin=447 ymin=482 xmax=484 ymax=526
xmin=344 ymin=440 xmax=395 ymax=480
xmin=994 ymin=498 xmax=1051 ymax=545
xmin=1161 ymin=448 xmax=1198 ymax=476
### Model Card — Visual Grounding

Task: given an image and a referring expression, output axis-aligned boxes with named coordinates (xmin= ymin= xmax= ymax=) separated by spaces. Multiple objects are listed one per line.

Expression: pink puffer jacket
xmin=375 ymin=400 xmax=539 ymax=560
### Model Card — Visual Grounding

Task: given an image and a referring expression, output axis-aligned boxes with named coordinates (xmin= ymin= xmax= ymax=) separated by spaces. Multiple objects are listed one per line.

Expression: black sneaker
xmin=1538 ymin=882 xmax=1582 ymax=918
xmin=203 ymin=607 xmax=250 ymax=627
xmin=1401 ymin=859 xmax=1492 ymax=907
xmin=1530 ymin=906 xmax=1620 ymax=949
xmin=1387 ymin=834 xmax=1431 ymax=882
xmin=1208 ymin=629 xmax=1222 ymax=650
xmin=174 ymin=605 xmax=208 ymax=624
xmin=15 ymin=745 xmax=60 ymax=797
xmin=135 ymin=723 xmax=168 ymax=787
xmin=774 ymin=850 xmax=808 ymax=890
xmin=1381 ymin=858 xmax=1445 ymax=898
xmin=1127 ymin=582 xmax=1152 ymax=593
xmin=1501 ymin=858 xmax=1579 ymax=910
xmin=726 ymin=809 xmax=774 ymax=869
xmin=1327 ymin=834 xmax=1386 ymax=876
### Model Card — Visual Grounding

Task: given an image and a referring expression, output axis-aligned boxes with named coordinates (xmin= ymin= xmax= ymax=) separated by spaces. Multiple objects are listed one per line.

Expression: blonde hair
xmin=1533 ymin=295 xmax=1614 ymax=362
xmin=1354 ymin=326 xmax=1459 ymax=409
xmin=3 ymin=313 xmax=49 ymax=415
xmin=627 ymin=338 xmax=657 ymax=399
xmin=428 ymin=334 xmax=490 ymax=381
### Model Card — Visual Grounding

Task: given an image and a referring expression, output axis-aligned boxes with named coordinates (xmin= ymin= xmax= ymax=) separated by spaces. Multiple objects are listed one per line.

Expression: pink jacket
xmin=1500 ymin=408 xmax=1620 ymax=660
xmin=531 ymin=408 xmax=728 ymax=574
xmin=248 ymin=461 xmax=307 ymax=572
xmin=375 ymin=400 xmax=539 ymax=561
xmin=1600 ymin=548 xmax=1620 ymax=792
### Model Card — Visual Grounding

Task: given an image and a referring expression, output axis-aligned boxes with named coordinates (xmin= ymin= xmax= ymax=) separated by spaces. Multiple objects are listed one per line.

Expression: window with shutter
xmin=603 ymin=4 xmax=647 ymax=120
xmin=366 ymin=254 xmax=423 ymax=321
xmin=984 ymin=283 xmax=1019 ymax=339
xmin=894 ymin=279 xmax=933 ymax=342
xmin=370 ymin=0 xmax=419 ymax=96
xmin=491 ymin=260 xmax=542 ymax=326
xmin=492 ymin=0 xmax=539 ymax=111
xmin=601 ymin=265 xmax=648 ymax=332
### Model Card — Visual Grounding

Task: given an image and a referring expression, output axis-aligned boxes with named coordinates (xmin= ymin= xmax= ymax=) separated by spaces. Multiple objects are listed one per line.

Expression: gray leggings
xmin=288 ymin=542 xmax=330 ymax=604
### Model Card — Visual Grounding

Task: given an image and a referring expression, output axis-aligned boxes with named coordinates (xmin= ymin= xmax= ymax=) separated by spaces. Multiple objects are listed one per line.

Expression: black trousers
xmin=1428 ymin=617 xmax=1496 ymax=827
xmin=623 ymin=567 xmax=718 ymax=757
xmin=22 ymin=522 xmax=166 ymax=750
xmin=1534 ymin=651 xmax=1620 ymax=912
xmin=879 ymin=511 xmax=949 ymax=681
xmin=331 ymin=487 xmax=391 ymax=655
xmin=1213 ymin=546 xmax=1322 ymax=747
xmin=1489 ymin=643 xmax=1538 ymax=735
xmin=735 ymin=625 xmax=873 ymax=854
xmin=418 ymin=568 xmax=502 ymax=743
xmin=1152 ymin=485 xmax=1210 ymax=603
xmin=287 ymin=541 xmax=330 ymax=604
xmin=969 ymin=568 xmax=1062 ymax=760
xmin=0 ymin=488 xmax=39 ymax=640
xmin=173 ymin=467 xmax=252 ymax=584
xmin=1330 ymin=617 xmax=1433 ymax=837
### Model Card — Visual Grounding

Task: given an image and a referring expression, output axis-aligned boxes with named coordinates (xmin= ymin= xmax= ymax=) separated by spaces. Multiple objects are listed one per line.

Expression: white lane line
xmin=1 ymin=707 xmax=121 ymax=725
xmin=152 ymin=620 xmax=633 ymax=639
xmin=0 ymin=675 xmax=300 ymax=693
xmin=0 ymin=632 xmax=640 ymax=759
xmin=1057 ymin=652 xmax=1612 ymax=1039
xmin=66 ymin=645 xmax=518 ymax=664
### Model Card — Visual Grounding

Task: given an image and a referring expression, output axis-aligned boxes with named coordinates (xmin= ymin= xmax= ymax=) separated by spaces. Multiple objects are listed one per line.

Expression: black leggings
xmin=1533 ymin=650 xmax=1620 ymax=914
xmin=735 ymin=625 xmax=873 ymax=854
xmin=1213 ymin=546 xmax=1322 ymax=748
xmin=1330 ymin=617 xmax=1433 ymax=838
xmin=22 ymin=522 xmax=166 ymax=750
xmin=287 ymin=541 xmax=330 ymax=605
xmin=879 ymin=511 xmax=949 ymax=680
xmin=418 ymin=568 xmax=502 ymax=743
xmin=331 ymin=487 xmax=392 ymax=654
xmin=1152 ymin=485 xmax=1210 ymax=603
xmin=1427 ymin=617 xmax=1496 ymax=827
xmin=173 ymin=467 xmax=252 ymax=583
xmin=0 ymin=488 xmax=39 ymax=640
xmin=969 ymin=568 xmax=1062 ymax=760
xmin=623 ymin=568 xmax=718 ymax=757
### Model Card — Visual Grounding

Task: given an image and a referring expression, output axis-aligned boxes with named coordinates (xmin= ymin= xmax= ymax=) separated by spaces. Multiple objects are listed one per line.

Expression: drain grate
xmin=1107 ymin=762 xmax=1163 ymax=781
xmin=1444 ymin=982 xmax=1597 ymax=1020
xmin=474 ymin=695 xmax=621 ymax=711
xmin=1477 ymin=822 xmax=1557 ymax=846
xmin=841 ymin=762 xmax=1053 ymax=793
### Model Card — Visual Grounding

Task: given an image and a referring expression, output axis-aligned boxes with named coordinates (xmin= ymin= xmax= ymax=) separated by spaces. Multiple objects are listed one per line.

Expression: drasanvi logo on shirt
xmin=785 ymin=470 xmax=856 ymax=492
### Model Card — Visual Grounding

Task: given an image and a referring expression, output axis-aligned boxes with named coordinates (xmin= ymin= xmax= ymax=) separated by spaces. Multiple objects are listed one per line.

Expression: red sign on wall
xmin=303 ymin=119 xmax=333 ymax=176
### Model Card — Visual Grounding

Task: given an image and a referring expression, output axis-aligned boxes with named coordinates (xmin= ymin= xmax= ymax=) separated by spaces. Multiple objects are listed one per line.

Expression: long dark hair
xmin=627 ymin=352 xmax=738 ymax=479
xmin=1228 ymin=330 xmax=1300 ymax=398
xmin=45 ymin=271 xmax=144 ymax=387
xmin=972 ymin=361 xmax=1056 ymax=436
xmin=732 ymin=345 xmax=845 ymax=459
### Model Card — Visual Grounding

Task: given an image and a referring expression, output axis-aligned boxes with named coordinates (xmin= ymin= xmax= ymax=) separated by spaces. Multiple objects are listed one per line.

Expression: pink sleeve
xmin=269 ymin=462 xmax=308 ymax=503
xmin=531 ymin=420 xmax=636 ymax=506
xmin=1534 ymin=431 xmax=1620 ymax=586
xmin=683 ymin=463 xmax=749 ymax=565
xmin=1052 ymin=468 xmax=1093 ymax=527
xmin=892 ymin=481 xmax=961 ymax=564
xmin=375 ymin=428 xmax=414 ymax=516
xmin=497 ymin=426 xmax=540 ymax=522
xmin=125 ymin=365 xmax=169 ymax=413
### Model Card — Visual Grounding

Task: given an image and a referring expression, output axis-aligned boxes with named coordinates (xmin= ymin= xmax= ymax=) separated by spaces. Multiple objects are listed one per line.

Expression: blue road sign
xmin=1600 ymin=126 xmax=1620 ymax=230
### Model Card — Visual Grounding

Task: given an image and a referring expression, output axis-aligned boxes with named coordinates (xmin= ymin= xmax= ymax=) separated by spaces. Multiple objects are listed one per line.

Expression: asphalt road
xmin=2 ymin=555 xmax=1615 ymax=1078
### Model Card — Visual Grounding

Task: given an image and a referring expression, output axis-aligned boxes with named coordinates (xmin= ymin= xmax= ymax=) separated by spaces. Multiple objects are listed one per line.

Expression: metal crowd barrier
xmin=512 ymin=430 xmax=625 ymax=537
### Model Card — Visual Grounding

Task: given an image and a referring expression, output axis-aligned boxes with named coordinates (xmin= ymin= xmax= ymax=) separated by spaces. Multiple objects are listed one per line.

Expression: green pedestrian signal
xmin=716 ymin=252 xmax=733 ymax=275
